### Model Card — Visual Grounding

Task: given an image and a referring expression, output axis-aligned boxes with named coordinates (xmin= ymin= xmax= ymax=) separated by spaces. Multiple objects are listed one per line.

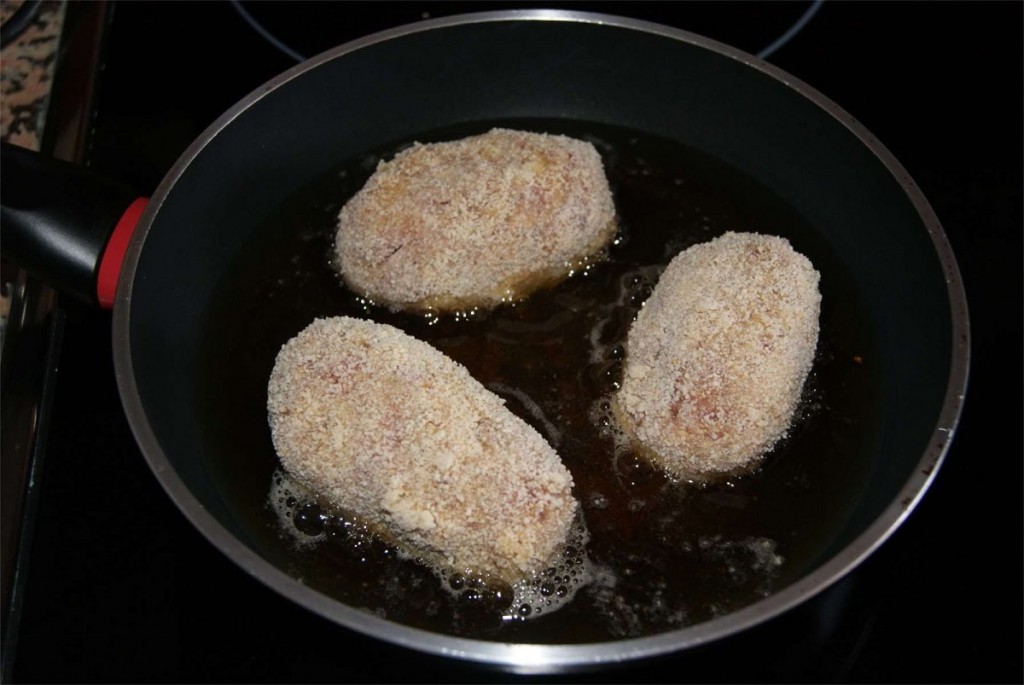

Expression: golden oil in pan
xmin=193 ymin=120 xmax=883 ymax=643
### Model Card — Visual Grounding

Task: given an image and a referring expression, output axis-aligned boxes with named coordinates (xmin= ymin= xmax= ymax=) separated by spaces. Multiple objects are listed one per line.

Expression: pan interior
xmin=190 ymin=117 xmax=885 ymax=642
xmin=122 ymin=15 xmax=954 ymax=654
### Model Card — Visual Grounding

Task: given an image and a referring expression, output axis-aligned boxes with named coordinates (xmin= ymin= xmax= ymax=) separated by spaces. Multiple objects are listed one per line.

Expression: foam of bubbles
xmin=586 ymin=265 xmax=661 ymax=365
xmin=584 ymin=563 xmax=688 ymax=639
xmin=269 ymin=468 xmax=326 ymax=547
xmin=424 ymin=514 xmax=593 ymax=623
xmin=589 ymin=394 xmax=636 ymax=470
xmin=584 ymin=535 xmax=784 ymax=638
xmin=695 ymin=535 xmax=784 ymax=591
xmin=696 ymin=532 xmax=782 ymax=573
xmin=268 ymin=467 xmax=593 ymax=622
xmin=500 ymin=516 xmax=592 ymax=622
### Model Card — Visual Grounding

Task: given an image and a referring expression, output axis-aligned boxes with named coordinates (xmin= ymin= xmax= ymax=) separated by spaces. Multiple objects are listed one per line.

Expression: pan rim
xmin=111 ymin=8 xmax=970 ymax=672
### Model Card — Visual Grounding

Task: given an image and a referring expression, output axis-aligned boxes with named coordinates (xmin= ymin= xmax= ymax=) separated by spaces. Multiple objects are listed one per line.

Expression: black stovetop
xmin=8 ymin=2 xmax=1022 ymax=682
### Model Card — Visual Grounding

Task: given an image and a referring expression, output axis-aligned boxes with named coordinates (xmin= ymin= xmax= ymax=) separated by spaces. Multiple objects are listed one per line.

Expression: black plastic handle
xmin=1 ymin=142 xmax=138 ymax=305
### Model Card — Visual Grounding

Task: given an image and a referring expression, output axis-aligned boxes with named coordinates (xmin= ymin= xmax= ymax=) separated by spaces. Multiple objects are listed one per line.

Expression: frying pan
xmin=1 ymin=10 xmax=968 ymax=672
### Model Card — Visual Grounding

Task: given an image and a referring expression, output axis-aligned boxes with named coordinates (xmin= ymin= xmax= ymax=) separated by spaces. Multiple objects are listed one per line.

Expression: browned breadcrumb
xmin=613 ymin=232 xmax=821 ymax=481
xmin=266 ymin=316 xmax=578 ymax=582
xmin=335 ymin=128 xmax=617 ymax=311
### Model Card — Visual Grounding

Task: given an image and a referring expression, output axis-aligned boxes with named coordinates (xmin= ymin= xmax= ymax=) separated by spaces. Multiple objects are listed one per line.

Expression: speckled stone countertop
xmin=1 ymin=0 xmax=65 ymax=151
xmin=0 ymin=0 xmax=65 ymax=341
xmin=0 ymin=6 xmax=70 ymax=665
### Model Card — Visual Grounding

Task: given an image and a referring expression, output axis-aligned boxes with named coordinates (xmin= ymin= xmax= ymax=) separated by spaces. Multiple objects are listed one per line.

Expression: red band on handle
xmin=96 ymin=197 xmax=148 ymax=309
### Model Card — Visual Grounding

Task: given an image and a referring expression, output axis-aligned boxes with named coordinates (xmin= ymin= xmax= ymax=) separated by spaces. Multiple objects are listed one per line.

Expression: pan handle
xmin=1 ymin=142 xmax=147 ymax=309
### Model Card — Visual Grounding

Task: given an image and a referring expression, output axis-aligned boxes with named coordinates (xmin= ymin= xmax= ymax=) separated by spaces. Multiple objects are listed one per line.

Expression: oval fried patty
xmin=613 ymin=232 xmax=821 ymax=481
xmin=267 ymin=316 xmax=578 ymax=581
xmin=335 ymin=128 xmax=617 ymax=311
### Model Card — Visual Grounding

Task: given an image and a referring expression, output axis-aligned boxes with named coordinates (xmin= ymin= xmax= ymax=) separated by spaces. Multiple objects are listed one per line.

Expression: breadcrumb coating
xmin=335 ymin=128 xmax=616 ymax=311
xmin=267 ymin=316 xmax=578 ymax=581
xmin=613 ymin=232 xmax=821 ymax=481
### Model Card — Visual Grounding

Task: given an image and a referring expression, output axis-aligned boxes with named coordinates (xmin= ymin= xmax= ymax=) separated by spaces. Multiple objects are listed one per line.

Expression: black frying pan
xmin=1 ymin=10 xmax=968 ymax=671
